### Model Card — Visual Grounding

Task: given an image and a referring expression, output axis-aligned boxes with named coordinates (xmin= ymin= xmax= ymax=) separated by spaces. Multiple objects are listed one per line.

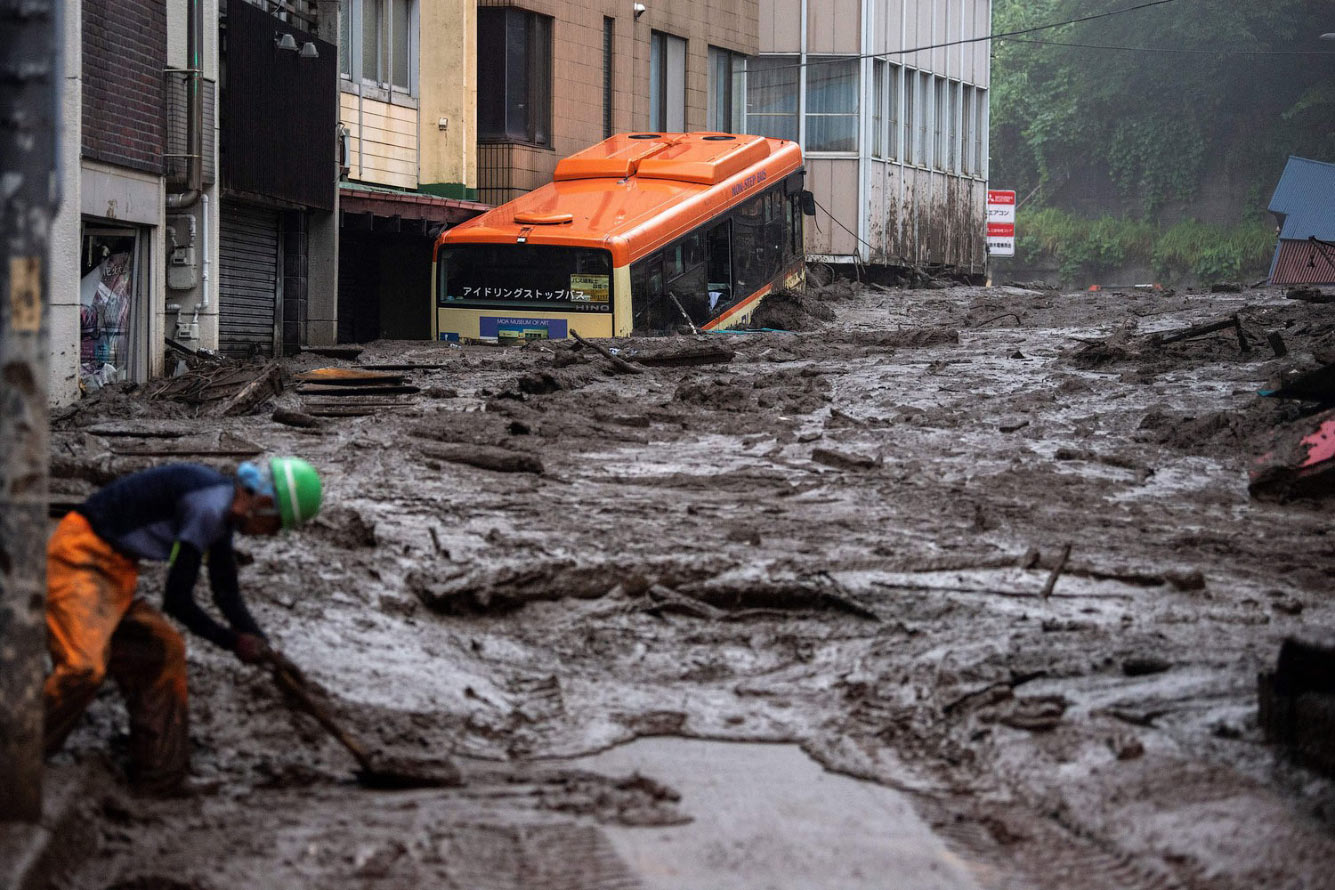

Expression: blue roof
xmin=1269 ymin=156 xmax=1335 ymax=241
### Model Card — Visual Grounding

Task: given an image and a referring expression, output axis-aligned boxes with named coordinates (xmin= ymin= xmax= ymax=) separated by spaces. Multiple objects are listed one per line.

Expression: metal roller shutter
xmin=219 ymin=201 xmax=280 ymax=358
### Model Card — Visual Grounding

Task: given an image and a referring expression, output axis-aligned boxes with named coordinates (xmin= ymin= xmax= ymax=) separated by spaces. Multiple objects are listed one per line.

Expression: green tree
xmin=991 ymin=0 xmax=1335 ymax=216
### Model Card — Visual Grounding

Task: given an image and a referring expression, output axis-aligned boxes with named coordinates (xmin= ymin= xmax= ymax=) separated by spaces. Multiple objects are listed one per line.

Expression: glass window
xmin=806 ymin=56 xmax=858 ymax=152
xmin=438 ymin=245 xmax=613 ymax=313
xmin=340 ymin=0 xmax=415 ymax=91
xmin=966 ymin=85 xmax=977 ymax=173
xmin=871 ymin=59 xmax=884 ymax=158
xmin=651 ymin=31 xmax=687 ymax=131
xmin=746 ymin=56 xmax=799 ymax=142
xmin=919 ymin=74 xmax=933 ymax=168
xmin=903 ymin=68 xmax=915 ymax=164
xmin=478 ymin=9 xmax=553 ymax=145
xmin=934 ymin=77 xmax=947 ymax=170
xmin=708 ymin=46 xmax=745 ymax=132
xmin=975 ymin=87 xmax=987 ymax=177
xmin=887 ymin=64 xmax=900 ymax=161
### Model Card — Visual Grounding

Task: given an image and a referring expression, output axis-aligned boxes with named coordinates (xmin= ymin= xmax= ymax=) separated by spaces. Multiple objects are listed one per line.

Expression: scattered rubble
xmin=43 ymin=281 xmax=1335 ymax=890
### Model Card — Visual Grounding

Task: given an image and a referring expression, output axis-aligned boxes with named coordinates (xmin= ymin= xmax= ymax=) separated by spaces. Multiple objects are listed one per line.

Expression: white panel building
xmin=748 ymin=0 xmax=991 ymax=274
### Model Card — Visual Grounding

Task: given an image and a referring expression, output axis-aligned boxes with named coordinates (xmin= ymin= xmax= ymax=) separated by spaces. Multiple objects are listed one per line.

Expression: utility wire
xmin=757 ymin=0 xmax=1185 ymax=72
xmin=1001 ymin=37 xmax=1335 ymax=56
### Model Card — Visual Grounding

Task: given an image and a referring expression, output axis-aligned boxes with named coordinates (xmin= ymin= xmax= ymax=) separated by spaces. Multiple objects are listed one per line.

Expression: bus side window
xmin=632 ymin=253 xmax=674 ymax=335
xmin=706 ymin=221 xmax=732 ymax=310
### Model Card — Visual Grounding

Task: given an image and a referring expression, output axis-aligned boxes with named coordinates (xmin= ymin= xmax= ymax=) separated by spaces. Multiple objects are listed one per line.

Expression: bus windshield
xmin=436 ymin=245 xmax=613 ymax=314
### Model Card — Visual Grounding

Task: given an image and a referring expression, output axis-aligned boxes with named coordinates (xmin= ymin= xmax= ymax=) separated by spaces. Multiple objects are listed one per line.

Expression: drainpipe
xmin=167 ymin=0 xmax=202 ymax=210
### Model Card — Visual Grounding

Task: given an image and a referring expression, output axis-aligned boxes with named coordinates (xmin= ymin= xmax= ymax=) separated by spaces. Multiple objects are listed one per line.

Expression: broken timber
xmin=571 ymin=331 xmax=644 ymax=375
xmin=419 ymin=443 xmax=544 ymax=474
xmin=1151 ymin=314 xmax=1250 ymax=353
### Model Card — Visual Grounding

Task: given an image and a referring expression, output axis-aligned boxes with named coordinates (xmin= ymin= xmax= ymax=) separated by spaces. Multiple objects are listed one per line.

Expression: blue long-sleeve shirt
xmin=76 ymin=463 xmax=264 ymax=651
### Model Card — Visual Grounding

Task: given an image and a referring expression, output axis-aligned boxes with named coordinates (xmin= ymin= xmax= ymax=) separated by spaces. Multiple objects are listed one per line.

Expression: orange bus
xmin=431 ymin=132 xmax=812 ymax=343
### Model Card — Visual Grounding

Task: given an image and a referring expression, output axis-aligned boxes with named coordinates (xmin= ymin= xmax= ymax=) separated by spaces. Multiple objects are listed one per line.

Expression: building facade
xmin=750 ymin=0 xmax=991 ymax=272
xmin=473 ymin=0 xmax=760 ymax=206
xmin=336 ymin=0 xmax=488 ymax=341
xmin=48 ymin=0 xmax=343 ymax=405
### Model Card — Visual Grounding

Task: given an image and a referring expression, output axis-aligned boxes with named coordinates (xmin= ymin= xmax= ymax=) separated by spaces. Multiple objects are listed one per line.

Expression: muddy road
xmin=43 ymin=282 xmax=1335 ymax=889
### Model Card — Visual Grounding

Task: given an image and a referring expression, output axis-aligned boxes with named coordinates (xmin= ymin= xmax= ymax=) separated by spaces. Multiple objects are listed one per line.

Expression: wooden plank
xmin=297 ymin=383 xmax=421 ymax=396
xmin=294 ymin=367 xmax=406 ymax=385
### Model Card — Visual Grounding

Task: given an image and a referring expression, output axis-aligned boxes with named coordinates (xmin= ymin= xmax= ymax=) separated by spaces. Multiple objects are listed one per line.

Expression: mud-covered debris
xmin=810 ymin=447 xmax=879 ymax=471
xmin=271 ymin=408 xmax=322 ymax=429
xmin=1150 ymin=314 xmax=1250 ymax=352
xmin=631 ymin=342 xmax=735 ymax=367
xmin=998 ymin=696 xmax=1068 ymax=732
xmin=1107 ymin=733 xmax=1145 ymax=760
xmin=1164 ymin=568 xmax=1206 ymax=591
xmin=1286 ymin=286 xmax=1334 ymax=303
xmin=1259 ymin=636 xmax=1335 ymax=777
xmin=418 ymin=442 xmax=543 ymax=475
xmin=1248 ymin=407 xmax=1335 ymax=502
xmin=748 ymin=289 xmax=836 ymax=331
xmin=293 ymin=367 xmax=406 ymax=386
xmin=1122 ymin=656 xmax=1172 ymax=677
xmin=409 ymin=559 xmax=709 ymax=613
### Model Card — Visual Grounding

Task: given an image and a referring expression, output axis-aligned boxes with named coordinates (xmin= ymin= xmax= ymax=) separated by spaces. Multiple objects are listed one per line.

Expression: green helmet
xmin=270 ymin=456 xmax=322 ymax=529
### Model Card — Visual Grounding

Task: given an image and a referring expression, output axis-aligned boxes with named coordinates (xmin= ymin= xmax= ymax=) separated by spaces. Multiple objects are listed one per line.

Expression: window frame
xmin=651 ymin=30 xmax=687 ymax=132
xmin=339 ymin=0 xmax=418 ymax=99
xmin=744 ymin=55 xmax=800 ymax=143
xmin=708 ymin=45 xmax=745 ymax=133
xmin=477 ymin=8 xmax=554 ymax=148
xmin=803 ymin=55 xmax=859 ymax=155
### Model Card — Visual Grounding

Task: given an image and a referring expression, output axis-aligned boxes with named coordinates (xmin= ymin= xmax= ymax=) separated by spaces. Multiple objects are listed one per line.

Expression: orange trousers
xmin=44 ymin=511 xmax=189 ymax=792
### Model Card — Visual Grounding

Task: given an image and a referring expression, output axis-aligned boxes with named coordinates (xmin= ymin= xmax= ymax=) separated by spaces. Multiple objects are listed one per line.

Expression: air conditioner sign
xmin=986 ymin=190 xmax=1016 ymax=258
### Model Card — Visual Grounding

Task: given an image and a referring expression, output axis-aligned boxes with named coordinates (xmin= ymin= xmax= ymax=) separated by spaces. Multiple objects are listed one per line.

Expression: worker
xmin=43 ymin=456 xmax=323 ymax=795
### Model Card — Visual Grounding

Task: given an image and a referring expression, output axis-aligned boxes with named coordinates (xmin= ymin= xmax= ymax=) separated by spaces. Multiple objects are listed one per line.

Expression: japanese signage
xmin=986 ymin=190 xmax=1016 ymax=258
xmin=569 ymin=274 xmax=610 ymax=303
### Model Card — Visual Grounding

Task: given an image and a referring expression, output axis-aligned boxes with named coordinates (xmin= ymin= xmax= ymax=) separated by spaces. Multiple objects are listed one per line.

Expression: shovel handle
xmin=265 ymin=651 xmax=376 ymax=773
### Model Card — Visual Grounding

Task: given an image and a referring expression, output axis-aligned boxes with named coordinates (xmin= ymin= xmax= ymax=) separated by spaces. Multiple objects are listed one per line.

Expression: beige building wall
xmin=342 ymin=92 xmax=420 ymax=190
xmin=419 ymin=0 xmax=477 ymax=197
xmin=477 ymin=0 xmax=759 ymax=204
xmin=340 ymin=0 xmax=477 ymax=197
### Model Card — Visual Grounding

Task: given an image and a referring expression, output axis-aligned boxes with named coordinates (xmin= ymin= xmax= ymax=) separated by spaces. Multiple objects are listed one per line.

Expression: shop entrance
xmin=79 ymin=224 xmax=147 ymax=392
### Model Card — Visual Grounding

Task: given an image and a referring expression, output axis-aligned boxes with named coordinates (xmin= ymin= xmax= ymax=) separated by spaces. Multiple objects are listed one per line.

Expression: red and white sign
xmin=986 ymin=189 xmax=1016 ymax=257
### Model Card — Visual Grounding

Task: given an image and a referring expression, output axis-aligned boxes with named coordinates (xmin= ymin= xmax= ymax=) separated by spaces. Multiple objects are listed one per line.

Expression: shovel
xmin=264 ymin=649 xmax=462 ymax=789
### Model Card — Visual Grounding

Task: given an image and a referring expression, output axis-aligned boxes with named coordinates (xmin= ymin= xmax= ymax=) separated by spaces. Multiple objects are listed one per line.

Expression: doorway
xmin=79 ymin=224 xmax=147 ymax=392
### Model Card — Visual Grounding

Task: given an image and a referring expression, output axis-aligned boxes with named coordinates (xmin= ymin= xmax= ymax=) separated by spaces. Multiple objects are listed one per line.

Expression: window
xmin=966 ymin=86 xmax=977 ymax=176
xmin=919 ymin=73 xmax=933 ymax=168
xmin=934 ymin=76 xmax=946 ymax=170
xmin=746 ymin=56 xmax=798 ymax=142
xmin=871 ymin=59 xmax=884 ymax=158
xmin=708 ymin=46 xmax=745 ymax=133
xmin=887 ymin=64 xmax=900 ymax=161
xmin=977 ymin=86 xmax=987 ymax=177
xmin=340 ymin=0 xmax=416 ymax=93
xmin=903 ymin=68 xmax=916 ymax=164
xmin=651 ymin=31 xmax=686 ymax=131
xmin=603 ymin=18 xmax=615 ymax=138
xmin=478 ymin=8 xmax=552 ymax=146
xmin=806 ymin=56 xmax=858 ymax=152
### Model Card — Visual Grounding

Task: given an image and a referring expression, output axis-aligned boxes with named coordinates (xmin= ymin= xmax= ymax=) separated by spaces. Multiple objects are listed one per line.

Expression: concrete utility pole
xmin=0 ymin=0 xmax=59 ymax=823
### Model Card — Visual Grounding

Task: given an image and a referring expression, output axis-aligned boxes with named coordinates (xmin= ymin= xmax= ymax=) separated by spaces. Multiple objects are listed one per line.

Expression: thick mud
xmin=45 ymin=282 xmax=1335 ymax=889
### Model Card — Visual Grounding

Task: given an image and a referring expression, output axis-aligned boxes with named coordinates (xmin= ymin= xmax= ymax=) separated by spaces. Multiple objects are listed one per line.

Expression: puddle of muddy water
xmin=568 ymin=738 xmax=983 ymax=890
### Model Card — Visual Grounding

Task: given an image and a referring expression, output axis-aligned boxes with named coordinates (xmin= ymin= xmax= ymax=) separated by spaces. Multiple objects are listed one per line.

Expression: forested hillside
xmin=989 ymin=0 xmax=1335 ymax=284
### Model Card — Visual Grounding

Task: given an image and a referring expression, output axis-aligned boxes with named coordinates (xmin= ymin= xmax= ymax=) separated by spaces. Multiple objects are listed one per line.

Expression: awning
xmin=338 ymin=183 xmax=489 ymax=232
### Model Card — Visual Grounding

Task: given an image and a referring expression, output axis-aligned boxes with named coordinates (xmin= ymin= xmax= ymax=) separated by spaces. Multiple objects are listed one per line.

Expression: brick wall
xmin=83 ymin=0 xmax=167 ymax=174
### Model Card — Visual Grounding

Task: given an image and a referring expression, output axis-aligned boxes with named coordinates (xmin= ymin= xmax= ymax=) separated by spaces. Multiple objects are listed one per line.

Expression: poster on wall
xmin=986 ymin=190 xmax=1016 ymax=258
xmin=79 ymin=248 xmax=133 ymax=392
